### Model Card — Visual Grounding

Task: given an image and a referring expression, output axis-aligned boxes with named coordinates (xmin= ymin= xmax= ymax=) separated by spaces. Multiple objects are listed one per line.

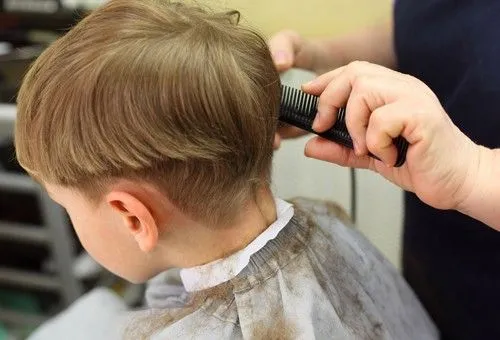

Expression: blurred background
xmin=0 ymin=0 xmax=396 ymax=338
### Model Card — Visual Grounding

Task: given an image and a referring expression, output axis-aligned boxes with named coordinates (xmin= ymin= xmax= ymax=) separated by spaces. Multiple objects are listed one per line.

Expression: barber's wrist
xmin=309 ymin=38 xmax=347 ymax=74
xmin=455 ymin=143 xmax=494 ymax=217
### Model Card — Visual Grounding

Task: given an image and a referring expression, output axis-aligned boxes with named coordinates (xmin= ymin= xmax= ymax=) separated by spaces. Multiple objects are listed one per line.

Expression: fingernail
xmin=304 ymin=143 xmax=311 ymax=158
xmin=273 ymin=51 xmax=288 ymax=65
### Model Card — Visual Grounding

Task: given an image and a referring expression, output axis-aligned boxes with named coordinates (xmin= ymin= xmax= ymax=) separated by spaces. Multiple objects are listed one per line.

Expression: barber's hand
xmin=269 ymin=30 xmax=344 ymax=148
xmin=269 ymin=30 xmax=316 ymax=72
xmin=303 ymin=61 xmax=480 ymax=210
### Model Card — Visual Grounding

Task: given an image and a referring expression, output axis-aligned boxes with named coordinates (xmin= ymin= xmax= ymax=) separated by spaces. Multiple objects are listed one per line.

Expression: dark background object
xmin=0 ymin=0 xmax=87 ymax=103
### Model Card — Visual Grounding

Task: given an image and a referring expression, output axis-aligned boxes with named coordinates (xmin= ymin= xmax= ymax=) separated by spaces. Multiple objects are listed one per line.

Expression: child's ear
xmin=106 ymin=191 xmax=159 ymax=253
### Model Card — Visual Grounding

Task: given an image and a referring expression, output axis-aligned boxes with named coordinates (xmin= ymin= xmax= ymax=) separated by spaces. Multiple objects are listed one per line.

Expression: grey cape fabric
xmin=28 ymin=287 xmax=127 ymax=340
xmin=130 ymin=198 xmax=438 ymax=340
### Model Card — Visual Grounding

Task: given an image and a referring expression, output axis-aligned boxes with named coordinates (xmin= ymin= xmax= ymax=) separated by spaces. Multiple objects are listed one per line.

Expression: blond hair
xmin=15 ymin=0 xmax=280 ymax=225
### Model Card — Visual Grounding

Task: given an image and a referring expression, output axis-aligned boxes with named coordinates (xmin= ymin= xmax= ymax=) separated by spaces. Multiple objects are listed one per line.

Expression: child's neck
xmin=161 ymin=186 xmax=277 ymax=269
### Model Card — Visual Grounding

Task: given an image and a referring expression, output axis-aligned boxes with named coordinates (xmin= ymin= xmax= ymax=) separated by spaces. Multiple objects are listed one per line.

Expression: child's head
xmin=15 ymin=0 xmax=280 ymax=282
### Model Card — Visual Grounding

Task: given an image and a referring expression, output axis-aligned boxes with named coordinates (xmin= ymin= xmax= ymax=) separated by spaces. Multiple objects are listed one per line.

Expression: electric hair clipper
xmin=279 ymin=84 xmax=408 ymax=167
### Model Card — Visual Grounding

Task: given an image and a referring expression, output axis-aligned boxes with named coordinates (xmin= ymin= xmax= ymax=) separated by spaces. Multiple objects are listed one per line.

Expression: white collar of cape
xmin=180 ymin=198 xmax=294 ymax=292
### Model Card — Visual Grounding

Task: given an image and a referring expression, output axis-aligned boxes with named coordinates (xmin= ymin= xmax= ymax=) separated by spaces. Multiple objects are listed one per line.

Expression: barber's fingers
xmin=268 ymin=30 xmax=304 ymax=72
xmin=302 ymin=62 xmax=383 ymax=139
xmin=365 ymin=103 xmax=401 ymax=166
xmin=303 ymin=60 xmax=410 ymax=96
xmin=303 ymin=62 xmax=413 ymax=134
xmin=366 ymin=101 xmax=419 ymax=166
xmin=344 ymin=74 xmax=410 ymax=156
xmin=300 ymin=67 xmax=346 ymax=130
xmin=307 ymin=71 xmax=379 ymax=156
xmin=300 ymin=69 xmax=349 ymax=136
xmin=304 ymin=136 xmax=377 ymax=171
xmin=302 ymin=66 xmax=346 ymax=95
xmin=309 ymin=65 xmax=416 ymax=156
xmin=306 ymin=101 xmax=415 ymax=168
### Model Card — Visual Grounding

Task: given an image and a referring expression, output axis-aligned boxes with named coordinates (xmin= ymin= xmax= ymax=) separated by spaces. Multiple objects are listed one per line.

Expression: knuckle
xmin=354 ymin=75 xmax=371 ymax=91
xmin=347 ymin=60 xmax=369 ymax=76
xmin=348 ymin=60 xmax=367 ymax=69
xmin=369 ymin=110 xmax=385 ymax=132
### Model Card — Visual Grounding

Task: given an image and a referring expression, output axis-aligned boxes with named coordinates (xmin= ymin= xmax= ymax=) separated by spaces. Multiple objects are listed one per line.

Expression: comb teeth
xmin=279 ymin=84 xmax=409 ymax=167
xmin=280 ymin=85 xmax=318 ymax=127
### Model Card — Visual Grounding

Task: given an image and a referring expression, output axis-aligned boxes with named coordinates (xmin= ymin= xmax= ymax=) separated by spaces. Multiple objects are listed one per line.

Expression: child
xmin=16 ymin=0 xmax=438 ymax=339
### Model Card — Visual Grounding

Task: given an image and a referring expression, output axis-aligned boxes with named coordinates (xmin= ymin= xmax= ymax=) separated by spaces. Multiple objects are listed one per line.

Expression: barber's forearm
xmin=457 ymin=147 xmax=500 ymax=231
xmin=310 ymin=20 xmax=396 ymax=74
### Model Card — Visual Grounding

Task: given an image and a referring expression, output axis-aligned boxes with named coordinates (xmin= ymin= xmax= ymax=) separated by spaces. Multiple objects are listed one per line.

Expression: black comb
xmin=279 ymin=84 xmax=408 ymax=167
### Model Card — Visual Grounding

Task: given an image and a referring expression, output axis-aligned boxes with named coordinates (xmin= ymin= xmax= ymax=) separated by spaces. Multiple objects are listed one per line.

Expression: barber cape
xmin=29 ymin=198 xmax=438 ymax=340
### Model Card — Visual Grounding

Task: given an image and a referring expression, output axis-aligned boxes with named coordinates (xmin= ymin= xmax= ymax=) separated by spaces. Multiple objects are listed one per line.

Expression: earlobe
xmin=107 ymin=191 xmax=159 ymax=253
